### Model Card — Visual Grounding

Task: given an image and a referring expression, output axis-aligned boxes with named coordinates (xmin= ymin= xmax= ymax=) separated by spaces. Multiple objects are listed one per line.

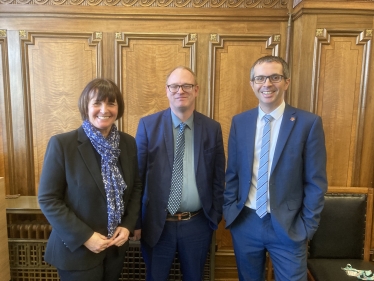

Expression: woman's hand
xmin=107 ymin=226 xmax=130 ymax=247
xmin=84 ymin=232 xmax=110 ymax=253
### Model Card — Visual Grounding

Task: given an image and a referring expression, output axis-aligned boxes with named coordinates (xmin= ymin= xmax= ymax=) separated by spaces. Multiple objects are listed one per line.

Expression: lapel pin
xmin=290 ymin=117 xmax=295 ymax=121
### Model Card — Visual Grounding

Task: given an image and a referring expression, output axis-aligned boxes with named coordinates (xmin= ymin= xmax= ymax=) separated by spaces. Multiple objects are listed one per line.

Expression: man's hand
xmin=129 ymin=229 xmax=141 ymax=241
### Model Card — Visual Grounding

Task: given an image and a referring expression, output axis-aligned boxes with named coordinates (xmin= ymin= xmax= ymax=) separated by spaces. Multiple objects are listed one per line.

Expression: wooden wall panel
xmin=0 ymin=31 xmax=13 ymax=195
xmin=2 ymin=0 xmax=374 ymax=278
xmin=208 ymin=34 xmax=280 ymax=252
xmin=115 ymin=33 xmax=196 ymax=136
xmin=19 ymin=31 xmax=102 ymax=194
xmin=312 ymin=29 xmax=371 ymax=187
xmin=0 ymin=178 xmax=10 ymax=281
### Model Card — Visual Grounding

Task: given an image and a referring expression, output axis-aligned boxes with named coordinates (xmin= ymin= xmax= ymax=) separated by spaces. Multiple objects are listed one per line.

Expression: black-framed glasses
xmin=167 ymin=84 xmax=195 ymax=93
xmin=253 ymin=74 xmax=285 ymax=84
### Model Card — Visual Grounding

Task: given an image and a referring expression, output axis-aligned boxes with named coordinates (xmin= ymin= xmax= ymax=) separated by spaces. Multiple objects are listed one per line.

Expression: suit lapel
xmin=246 ymin=108 xmax=258 ymax=171
xmin=193 ymin=111 xmax=202 ymax=173
xmin=163 ymin=108 xmax=174 ymax=170
xmin=77 ymin=126 xmax=106 ymax=198
xmin=271 ymin=104 xmax=296 ymax=174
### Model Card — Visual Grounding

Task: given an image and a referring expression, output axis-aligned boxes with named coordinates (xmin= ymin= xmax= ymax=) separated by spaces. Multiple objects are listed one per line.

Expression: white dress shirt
xmin=245 ymin=101 xmax=285 ymax=212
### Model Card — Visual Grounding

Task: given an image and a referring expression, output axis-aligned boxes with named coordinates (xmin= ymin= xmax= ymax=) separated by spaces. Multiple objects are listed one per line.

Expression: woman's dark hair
xmin=78 ymin=78 xmax=124 ymax=121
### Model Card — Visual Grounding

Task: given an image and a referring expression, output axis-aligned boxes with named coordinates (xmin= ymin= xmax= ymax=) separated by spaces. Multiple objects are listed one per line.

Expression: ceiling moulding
xmin=293 ymin=1 xmax=374 ymax=20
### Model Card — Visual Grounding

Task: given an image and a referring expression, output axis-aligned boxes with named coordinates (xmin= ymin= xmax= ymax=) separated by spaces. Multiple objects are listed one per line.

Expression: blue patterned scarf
xmin=82 ymin=119 xmax=127 ymax=238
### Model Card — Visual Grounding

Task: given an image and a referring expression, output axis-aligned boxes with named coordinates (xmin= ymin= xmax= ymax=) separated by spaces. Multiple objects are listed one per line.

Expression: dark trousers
xmin=141 ymin=211 xmax=213 ymax=281
xmin=230 ymin=207 xmax=307 ymax=281
xmin=57 ymin=245 xmax=127 ymax=281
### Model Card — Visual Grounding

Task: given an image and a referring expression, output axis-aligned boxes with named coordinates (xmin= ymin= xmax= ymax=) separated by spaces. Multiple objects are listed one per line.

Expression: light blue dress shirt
xmin=171 ymin=111 xmax=202 ymax=212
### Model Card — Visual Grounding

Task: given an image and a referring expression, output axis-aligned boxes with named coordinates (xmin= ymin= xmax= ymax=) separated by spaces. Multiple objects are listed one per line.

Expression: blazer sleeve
xmin=301 ymin=116 xmax=328 ymax=239
xmin=134 ymin=118 xmax=148 ymax=229
xmin=38 ymin=135 xmax=94 ymax=252
xmin=223 ymin=117 xmax=241 ymax=227
xmin=118 ymin=135 xmax=143 ymax=234
xmin=210 ymin=123 xmax=226 ymax=227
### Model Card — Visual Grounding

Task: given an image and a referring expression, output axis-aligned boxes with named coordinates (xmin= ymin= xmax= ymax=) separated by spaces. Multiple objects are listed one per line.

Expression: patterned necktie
xmin=167 ymin=122 xmax=187 ymax=215
xmin=256 ymin=115 xmax=274 ymax=218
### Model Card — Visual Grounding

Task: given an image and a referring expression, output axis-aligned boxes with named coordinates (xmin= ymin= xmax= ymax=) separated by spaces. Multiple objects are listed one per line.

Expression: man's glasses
xmin=167 ymin=84 xmax=195 ymax=93
xmin=252 ymin=74 xmax=285 ymax=84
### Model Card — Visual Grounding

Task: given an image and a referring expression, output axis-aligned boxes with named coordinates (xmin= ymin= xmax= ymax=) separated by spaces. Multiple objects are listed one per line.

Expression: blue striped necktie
xmin=256 ymin=115 xmax=273 ymax=218
xmin=167 ymin=123 xmax=187 ymax=215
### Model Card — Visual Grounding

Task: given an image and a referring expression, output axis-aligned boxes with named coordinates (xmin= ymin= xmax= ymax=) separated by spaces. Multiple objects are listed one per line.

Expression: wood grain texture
xmin=0 ymin=0 xmax=288 ymax=8
xmin=0 ymin=38 xmax=8 ymax=190
xmin=1 ymin=1 xmax=374 ymax=278
xmin=21 ymin=32 xmax=102 ymax=193
xmin=209 ymin=34 xmax=280 ymax=254
xmin=0 ymin=178 xmax=10 ymax=281
xmin=312 ymin=30 xmax=371 ymax=187
xmin=0 ymin=34 xmax=14 ymax=196
xmin=115 ymin=33 xmax=195 ymax=136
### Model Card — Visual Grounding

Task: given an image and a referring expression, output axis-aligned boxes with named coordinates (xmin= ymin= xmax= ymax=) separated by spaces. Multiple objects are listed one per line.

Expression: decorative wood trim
xmin=293 ymin=0 xmax=302 ymax=8
xmin=208 ymin=33 xmax=281 ymax=118
xmin=19 ymin=31 xmax=102 ymax=193
xmin=0 ymin=0 xmax=288 ymax=8
xmin=0 ymin=33 xmax=14 ymax=194
xmin=0 ymin=5 xmax=290 ymax=23
xmin=293 ymin=2 xmax=374 ymax=20
xmin=114 ymin=32 xmax=197 ymax=131
xmin=0 ymin=178 xmax=10 ymax=280
xmin=312 ymin=28 xmax=371 ymax=186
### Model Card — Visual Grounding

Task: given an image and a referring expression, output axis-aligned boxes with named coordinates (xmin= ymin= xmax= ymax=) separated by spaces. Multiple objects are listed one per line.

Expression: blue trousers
xmin=230 ymin=207 xmax=307 ymax=281
xmin=141 ymin=211 xmax=213 ymax=281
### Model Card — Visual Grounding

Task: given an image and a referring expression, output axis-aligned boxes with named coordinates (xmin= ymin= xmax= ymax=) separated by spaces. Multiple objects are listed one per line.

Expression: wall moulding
xmin=114 ymin=32 xmax=196 ymax=134
xmin=0 ymin=33 xmax=14 ymax=195
xmin=208 ymin=33 xmax=281 ymax=119
xmin=0 ymin=0 xmax=288 ymax=7
xmin=311 ymin=28 xmax=371 ymax=186
xmin=19 ymin=31 xmax=102 ymax=192
xmin=292 ymin=2 xmax=374 ymax=20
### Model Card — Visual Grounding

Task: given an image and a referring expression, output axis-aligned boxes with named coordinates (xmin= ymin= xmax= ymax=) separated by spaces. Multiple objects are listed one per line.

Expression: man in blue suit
xmin=134 ymin=66 xmax=225 ymax=281
xmin=224 ymin=56 xmax=327 ymax=281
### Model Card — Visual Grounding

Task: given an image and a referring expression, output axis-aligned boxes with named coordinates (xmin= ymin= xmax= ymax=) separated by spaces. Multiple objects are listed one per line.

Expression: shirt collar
xmin=171 ymin=110 xmax=193 ymax=130
xmin=258 ymin=101 xmax=285 ymax=121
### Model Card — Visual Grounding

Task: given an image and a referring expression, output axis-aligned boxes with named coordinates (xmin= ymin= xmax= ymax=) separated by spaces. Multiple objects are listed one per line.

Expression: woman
xmin=38 ymin=78 xmax=142 ymax=281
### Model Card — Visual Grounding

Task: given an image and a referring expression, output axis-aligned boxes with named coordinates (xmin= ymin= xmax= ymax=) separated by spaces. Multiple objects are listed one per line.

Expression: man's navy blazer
xmin=224 ymin=104 xmax=328 ymax=245
xmin=135 ymin=108 xmax=225 ymax=247
xmin=38 ymin=126 xmax=143 ymax=270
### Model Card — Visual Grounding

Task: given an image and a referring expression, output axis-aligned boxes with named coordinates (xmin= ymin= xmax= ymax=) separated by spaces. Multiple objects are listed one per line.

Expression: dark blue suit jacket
xmin=38 ymin=126 xmax=143 ymax=270
xmin=135 ymin=108 xmax=225 ymax=247
xmin=224 ymin=104 xmax=327 ymax=244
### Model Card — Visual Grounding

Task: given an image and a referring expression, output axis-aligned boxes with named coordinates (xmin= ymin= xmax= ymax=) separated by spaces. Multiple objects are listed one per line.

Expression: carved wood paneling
xmin=208 ymin=33 xmax=280 ymax=251
xmin=19 ymin=31 xmax=102 ymax=194
xmin=0 ymin=31 xmax=12 ymax=195
xmin=0 ymin=0 xmax=288 ymax=8
xmin=0 ymin=178 xmax=10 ymax=281
xmin=312 ymin=29 xmax=371 ymax=187
xmin=115 ymin=32 xmax=196 ymax=136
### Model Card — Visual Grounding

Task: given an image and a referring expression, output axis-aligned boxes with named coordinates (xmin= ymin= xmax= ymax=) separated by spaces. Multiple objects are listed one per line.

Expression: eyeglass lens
xmin=254 ymin=75 xmax=283 ymax=84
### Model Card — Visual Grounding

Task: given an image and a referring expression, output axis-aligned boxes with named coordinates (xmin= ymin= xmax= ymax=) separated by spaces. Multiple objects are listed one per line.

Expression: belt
xmin=166 ymin=209 xmax=201 ymax=221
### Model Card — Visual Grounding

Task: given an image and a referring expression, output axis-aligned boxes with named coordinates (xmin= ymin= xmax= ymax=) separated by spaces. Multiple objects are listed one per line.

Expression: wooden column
xmin=0 ymin=177 xmax=10 ymax=281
